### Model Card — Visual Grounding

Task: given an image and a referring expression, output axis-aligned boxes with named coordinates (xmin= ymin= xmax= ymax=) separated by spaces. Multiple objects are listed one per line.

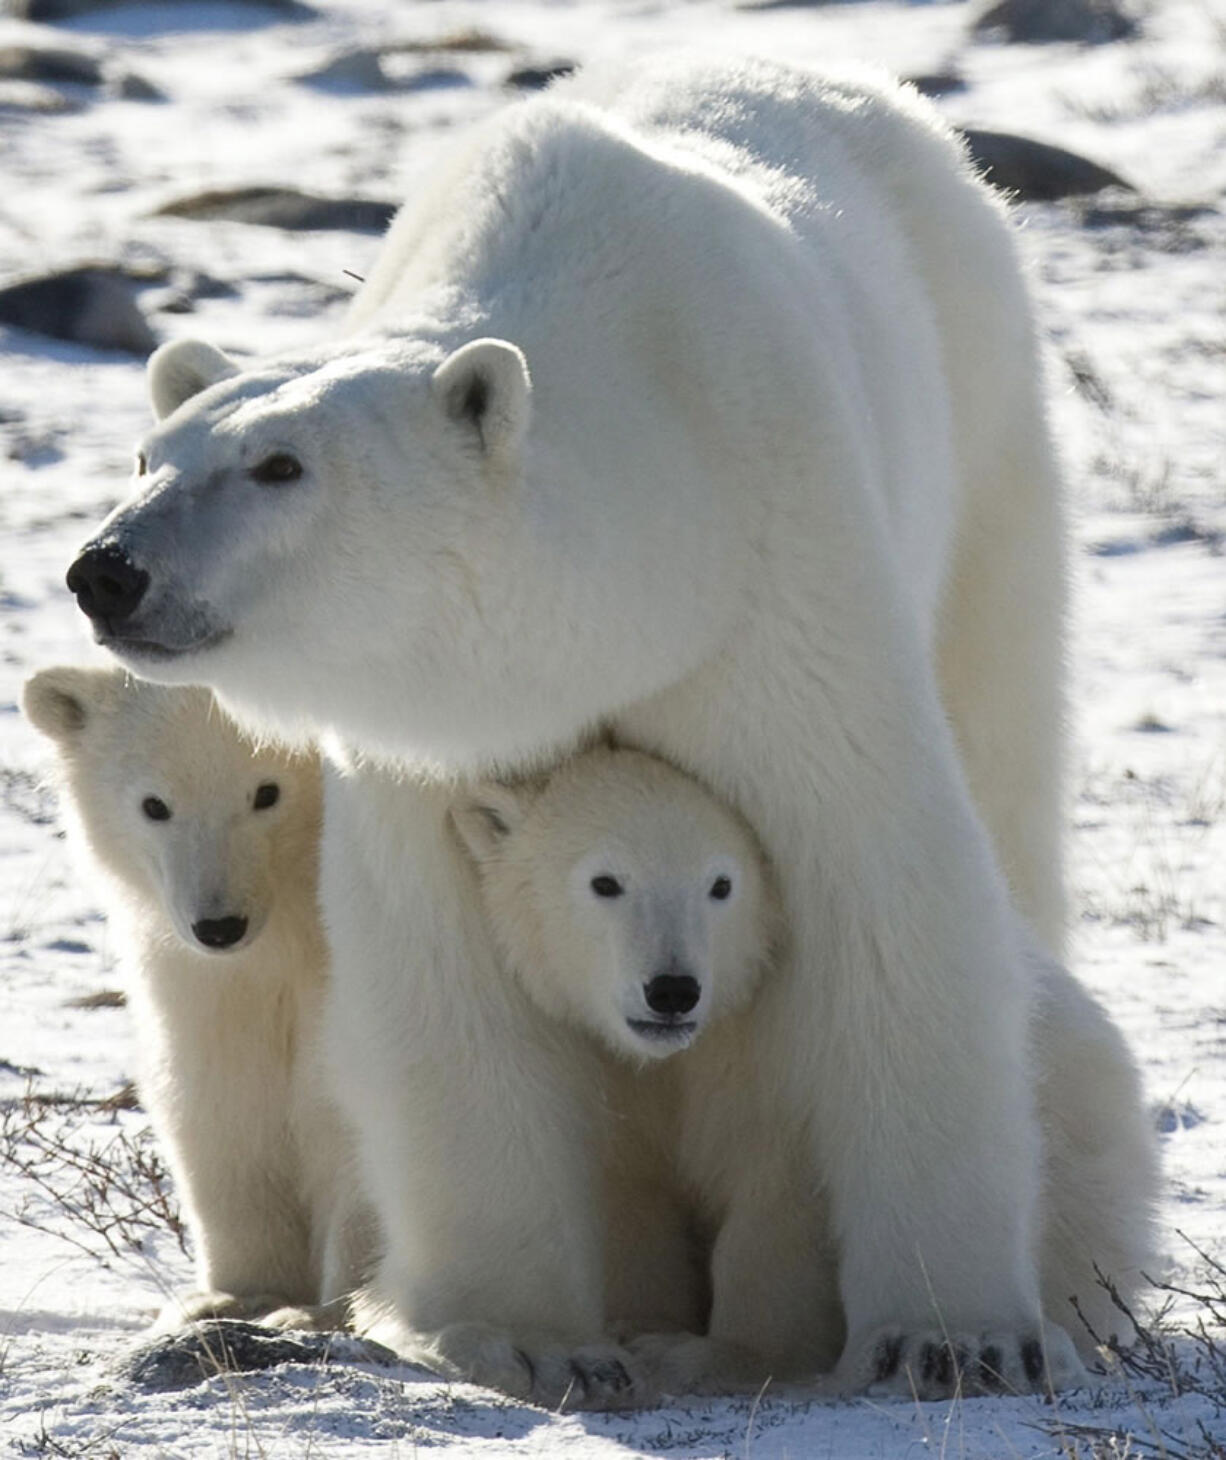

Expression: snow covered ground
xmin=0 ymin=0 xmax=1223 ymax=1454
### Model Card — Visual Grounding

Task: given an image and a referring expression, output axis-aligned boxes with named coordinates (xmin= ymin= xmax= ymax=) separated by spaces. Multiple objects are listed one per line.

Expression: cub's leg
xmin=323 ymin=766 xmax=657 ymax=1410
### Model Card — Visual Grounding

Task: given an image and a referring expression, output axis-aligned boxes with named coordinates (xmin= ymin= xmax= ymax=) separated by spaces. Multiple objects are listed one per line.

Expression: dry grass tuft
xmin=0 ymin=1081 xmax=186 ymax=1266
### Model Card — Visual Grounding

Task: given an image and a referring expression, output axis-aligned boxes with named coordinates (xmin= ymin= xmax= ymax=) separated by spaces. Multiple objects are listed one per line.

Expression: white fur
xmin=453 ymin=747 xmax=777 ymax=1064
xmin=22 ymin=667 xmax=373 ymax=1329
xmin=71 ymin=56 xmax=1157 ymax=1399
xmin=461 ymin=748 xmax=1158 ymax=1395
xmin=453 ymin=747 xmax=778 ymax=1355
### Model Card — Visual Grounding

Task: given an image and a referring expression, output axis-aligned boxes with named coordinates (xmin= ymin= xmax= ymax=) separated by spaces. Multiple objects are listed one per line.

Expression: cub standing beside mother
xmin=64 ymin=53 xmax=1158 ymax=1407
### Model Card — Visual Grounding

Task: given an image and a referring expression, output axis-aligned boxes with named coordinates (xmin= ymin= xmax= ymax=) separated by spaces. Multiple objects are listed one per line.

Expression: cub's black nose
xmin=644 ymin=971 xmax=700 ymax=1017
xmin=192 ymin=915 xmax=248 ymax=950
xmin=66 ymin=545 xmax=149 ymax=627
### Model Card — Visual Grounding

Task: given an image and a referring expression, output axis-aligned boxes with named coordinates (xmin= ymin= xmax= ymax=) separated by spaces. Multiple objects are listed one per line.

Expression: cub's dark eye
xmin=135 ymin=451 xmax=147 ymax=476
xmin=709 ymin=875 xmax=732 ymax=901
xmin=590 ymin=875 xmax=624 ymax=899
xmin=250 ymin=452 xmax=303 ymax=485
xmin=253 ymin=782 xmax=280 ymax=811
xmin=142 ymin=796 xmax=171 ymax=822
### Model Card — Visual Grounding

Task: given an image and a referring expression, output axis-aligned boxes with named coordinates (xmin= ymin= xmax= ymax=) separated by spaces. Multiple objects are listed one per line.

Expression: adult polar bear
xmin=68 ymin=57 xmax=1095 ymax=1400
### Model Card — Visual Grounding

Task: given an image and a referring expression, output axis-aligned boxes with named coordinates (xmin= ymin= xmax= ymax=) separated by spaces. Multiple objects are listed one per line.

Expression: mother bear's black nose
xmin=66 ymin=545 xmax=149 ymax=626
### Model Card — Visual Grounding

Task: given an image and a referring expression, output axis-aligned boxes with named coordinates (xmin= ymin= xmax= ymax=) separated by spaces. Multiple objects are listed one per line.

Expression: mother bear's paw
xmin=410 ymin=1321 xmax=658 ymax=1411
xmin=827 ymin=1320 xmax=1086 ymax=1399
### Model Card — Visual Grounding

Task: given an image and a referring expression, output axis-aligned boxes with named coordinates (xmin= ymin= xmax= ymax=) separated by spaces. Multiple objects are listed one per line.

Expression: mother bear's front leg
xmin=319 ymin=763 xmax=654 ymax=1410
xmin=618 ymin=569 xmax=1086 ymax=1399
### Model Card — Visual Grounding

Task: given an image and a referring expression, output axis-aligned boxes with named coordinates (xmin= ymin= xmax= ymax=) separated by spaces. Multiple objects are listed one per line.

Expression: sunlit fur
xmin=74 ymin=55 xmax=1157 ymax=1399
xmin=455 ymin=748 xmax=778 ymax=1063
xmin=459 ymin=750 xmax=1159 ymax=1391
xmin=23 ymin=666 xmax=373 ymax=1329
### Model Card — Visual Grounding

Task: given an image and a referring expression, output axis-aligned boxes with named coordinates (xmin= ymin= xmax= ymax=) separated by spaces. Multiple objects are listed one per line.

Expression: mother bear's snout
xmin=67 ymin=544 xmax=150 ymax=628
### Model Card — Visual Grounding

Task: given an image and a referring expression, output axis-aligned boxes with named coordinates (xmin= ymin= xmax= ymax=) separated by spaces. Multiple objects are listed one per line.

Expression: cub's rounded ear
xmin=450 ymin=782 xmax=532 ymax=865
xmin=148 ymin=339 xmax=238 ymax=421
xmin=22 ymin=666 xmax=122 ymax=745
xmin=432 ymin=338 xmax=532 ymax=465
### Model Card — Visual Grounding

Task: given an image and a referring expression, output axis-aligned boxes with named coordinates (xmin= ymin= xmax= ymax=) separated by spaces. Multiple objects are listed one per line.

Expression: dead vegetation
xmin=1035 ymin=1247 xmax=1226 ymax=1459
xmin=0 ymin=1081 xmax=186 ymax=1267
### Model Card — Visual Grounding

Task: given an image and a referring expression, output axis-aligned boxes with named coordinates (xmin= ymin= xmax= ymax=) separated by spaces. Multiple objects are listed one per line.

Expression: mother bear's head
xmin=68 ymin=326 xmax=743 ymax=769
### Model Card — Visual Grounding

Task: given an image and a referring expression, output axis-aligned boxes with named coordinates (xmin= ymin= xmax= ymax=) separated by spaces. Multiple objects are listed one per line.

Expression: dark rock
xmin=905 ymin=70 xmax=966 ymax=99
xmin=507 ymin=60 xmax=576 ymax=90
xmin=8 ymin=0 xmax=314 ymax=20
xmin=125 ymin=1320 xmax=400 ymax=1392
xmin=64 ymin=987 xmax=127 ymax=1008
xmin=0 ymin=267 xmax=156 ymax=354
xmin=0 ymin=1056 xmax=44 ymax=1078
xmin=179 ymin=269 xmax=240 ymax=300
xmin=153 ymin=186 xmax=396 ymax=233
xmin=296 ymin=47 xmax=388 ymax=92
xmin=0 ymin=41 xmax=104 ymax=85
xmin=1074 ymin=195 xmax=1216 ymax=230
xmin=112 ymin=69 xmax=163 ymax=101
xmin=298 ymin=49 xmax=472 ymax=94
xmin=971 ymin=0 xmax=1137 ymax=44
xmin=959 ymin=128 xmax=1134 ymax=200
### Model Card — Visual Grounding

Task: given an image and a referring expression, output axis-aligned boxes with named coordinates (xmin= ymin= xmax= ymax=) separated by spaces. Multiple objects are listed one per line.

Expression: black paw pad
xmin=978 ymin=1345 xmax=1005 ymax=1391
xmin=873 ymin=1333 xmax=903 ymax=1381
xmin=587 ymin=1359 xmax=632 ymax=1393
xmin=920 ymin=1341 xmax=955 ymax=1390
xmin=1021 ymin=1337 xmax=1045 ymax=1385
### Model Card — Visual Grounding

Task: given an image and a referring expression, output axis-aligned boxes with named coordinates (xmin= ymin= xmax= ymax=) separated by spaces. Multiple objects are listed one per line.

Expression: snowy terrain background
xmin=0 ymin=0 xmax=1223 ymax=1454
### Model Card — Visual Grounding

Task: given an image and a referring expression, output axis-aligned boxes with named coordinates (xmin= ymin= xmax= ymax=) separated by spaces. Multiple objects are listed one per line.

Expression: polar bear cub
xmin=453 ymin=746 xmax=778 ymax=1065
xmin=456 ymin=745 xmax=1158 ymax=1392
xmin=23 ymin=666 xmax=371 ymax=1330
xmin=453 ymin=743 xmax=777 ymax=1340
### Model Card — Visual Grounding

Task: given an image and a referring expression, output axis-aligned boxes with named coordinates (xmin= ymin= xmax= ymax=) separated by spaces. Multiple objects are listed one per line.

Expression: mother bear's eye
xmin=590 ymin=875 xmax=624 ymax=898
xmin=250 ymin=452 xmax=303 ymax=485
xmin=142 ymin=796 xmax=171 ymax=822
xmin=252 ymin=782 xmax=280 ymax=811
xmin=709 ymin=875 xmax=732 ymax=900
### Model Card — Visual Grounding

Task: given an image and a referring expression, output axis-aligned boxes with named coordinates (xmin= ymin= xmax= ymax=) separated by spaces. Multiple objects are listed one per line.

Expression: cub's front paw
xmin=413 ymin=1321 xmax=656 ymax=1411
xmin=829 ymin=1319 xmax=1085 ymax=1400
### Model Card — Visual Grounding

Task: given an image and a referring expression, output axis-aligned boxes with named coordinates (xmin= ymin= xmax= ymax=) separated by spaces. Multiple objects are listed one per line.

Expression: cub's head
xmin=453 ymin=747 xmax=778 ymax=1062
xmin=23 ymin=665 xmax=321 ymax=958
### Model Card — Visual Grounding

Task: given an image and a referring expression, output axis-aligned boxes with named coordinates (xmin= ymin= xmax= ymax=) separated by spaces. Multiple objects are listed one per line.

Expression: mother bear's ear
xmin=147 ymin=338 xmax=239 ymax=421
xmin=432 ymin=338 xmax=532 ymax=466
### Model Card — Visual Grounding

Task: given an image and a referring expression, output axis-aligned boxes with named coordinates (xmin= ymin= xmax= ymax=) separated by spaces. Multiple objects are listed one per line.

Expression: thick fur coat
xmin=67 ymin=56 xmax=1156 ymax=1404
xmin=23 ymin=668 xmax=372 ymax=1329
